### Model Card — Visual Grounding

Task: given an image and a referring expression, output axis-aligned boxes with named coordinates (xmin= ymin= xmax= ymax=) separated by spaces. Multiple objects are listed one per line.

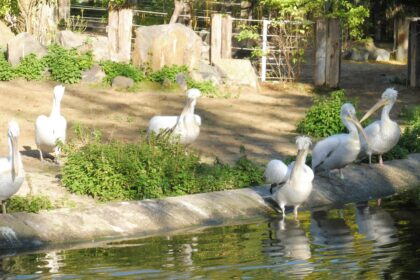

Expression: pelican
xmin=35 ymin=85 xmax=67 ymax=162
xmin=147 ymin=88 xmax=201 ymax=144
xmin=0 ymin=121 xmax=24 ymax=214
xmin=264 ymin=158 xmax=312 ymax=194
xmin=272 ymin=136 xmax=314 ymax=219
xmin=311 ymin=103 xmax=369 ymax=179
xmin=359 ymin=88 xmax=400 ymax=165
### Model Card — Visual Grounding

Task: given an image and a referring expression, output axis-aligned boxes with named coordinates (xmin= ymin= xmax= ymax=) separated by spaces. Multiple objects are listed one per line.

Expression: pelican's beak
xmin=348 ymin=114 xmax=371 ymax=148
xmin=360 ymin=99 xmax=388 ymax=123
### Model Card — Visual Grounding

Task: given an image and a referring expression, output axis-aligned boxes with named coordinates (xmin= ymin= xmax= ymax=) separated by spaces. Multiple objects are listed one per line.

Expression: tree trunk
xmin=58 ymin=0 xmax=70 ymax=21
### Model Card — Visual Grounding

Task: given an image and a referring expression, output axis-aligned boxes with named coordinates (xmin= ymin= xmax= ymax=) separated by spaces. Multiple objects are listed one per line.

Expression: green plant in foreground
xmin=100 ymin=60 xmax=145 ymax=84
xmin=43 ymin=44 xmax=93 ymax=84
xmin=62 ymin=130 xmax=264 ymax=202
xmin=15 ymin=53 xmax=46 ymax=81
xmin=147 ymin=65 xmax=189 ymax=84
xmin=7 ymin=195 xmax=53 ymax=213
xmin=297 ymin=90 xmax=349 ymax=138
xmin=0 ymin=52 xmax=15 ymax=81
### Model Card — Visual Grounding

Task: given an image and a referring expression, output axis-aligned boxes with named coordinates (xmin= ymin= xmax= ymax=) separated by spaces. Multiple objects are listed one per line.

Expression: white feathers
xmin=147 ymin=88 xmax=201 ymax=144
xmin=0 ymin=121 xmax=24 ymax=208
xmin=264 ymin=159 xmax=289 ymax=185
xmin=35 ymin=85 xmax=67 ymax=161
xmin=296 ymin=136 xmax=312 ymax=151
xmin=381 ymin=88 xmax=398 ymax=101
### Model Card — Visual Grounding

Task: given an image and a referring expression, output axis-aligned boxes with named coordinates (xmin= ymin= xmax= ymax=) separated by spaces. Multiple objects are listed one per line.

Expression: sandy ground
xmin=0 ymin=60 xmax=418 ymax=208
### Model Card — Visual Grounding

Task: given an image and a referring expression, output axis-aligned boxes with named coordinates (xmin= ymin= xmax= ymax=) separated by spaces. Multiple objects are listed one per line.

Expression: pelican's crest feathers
xmin=382 ymin=88 xmax=398 ymax=100
xmin=187 ymin=88 xmax=201 ymax=99
xmin=296 ymin=136 xmax=312 ymax=150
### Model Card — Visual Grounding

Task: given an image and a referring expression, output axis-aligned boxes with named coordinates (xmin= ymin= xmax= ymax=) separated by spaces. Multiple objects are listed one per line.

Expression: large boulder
xmin=57 ymin=30 xmax=88 ymax=49
xmin=112 ymin=76 xmax=134 ymax=89
xmin=190 ymin=61 xmax=222 ymax=86
xmin=343 ymin=40 xmax=391 ymax=62
xmin=7 ymin=32 xmax=48 ymax=66
xmin=132 ymin=23 xmax=202 ymax=71
xmin=0 ymin=21 xmax=15 ymax=51
xmin=90 ymin=36 xmax=110 ymax=61
xmin=82 ymin=64 xmax=106 ymax=84
xmin=212 ymin=59 xmax=259 ymax=89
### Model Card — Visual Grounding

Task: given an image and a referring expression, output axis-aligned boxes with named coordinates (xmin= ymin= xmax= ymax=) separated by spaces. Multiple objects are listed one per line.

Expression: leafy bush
xmin=100 ymin=60 xmax=145 ymax=84
xmin=187 ymin=79 xmax=221 ymax=98
xmin=7 ymin=195 xmax=53 ymax=213
xmin=0 ymin=52 xmax=15 ymax=81
xmin=297 ymin=90 xmax=349 ymax=137
xmin=147 ymin=64 xmax=189 ymax=84
xmin=62 ymin=132 xmax=264 ymax=202
xmin=15 ymin=53 xmax=46 ymax=81
xmin=43 ymin=44 xmax=93 ymax=84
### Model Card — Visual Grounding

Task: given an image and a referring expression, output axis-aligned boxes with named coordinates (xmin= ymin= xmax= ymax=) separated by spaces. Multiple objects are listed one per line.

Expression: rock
xmin=90 ymin=35 xmax=110 ymax=61
xmin=81 ymin=64 xmax=106 ymax=84
xmin=212 ymin=59 xmax=258 ymax=89
xmin=7 ymin=32 xmax=48 ymax=66
xmin=0 ymin=21 xmax=15 ymax=51
xmin=374 ymin=48 xmax=391 ymax=62
xmin=57 ymin=30 xmax=87 ymax=49
xmin=190 ymin=61 xmax=223 ymax=86
xmin=132 ymin=23 xmax=202 ymax=71
xmin=112 ymin=76 xmax=134 ymax=89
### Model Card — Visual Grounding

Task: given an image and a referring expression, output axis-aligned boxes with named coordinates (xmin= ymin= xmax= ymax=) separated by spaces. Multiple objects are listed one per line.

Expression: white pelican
xmin=311 ymin=103 xmax=369 ymax=179
xmin=264 ymin=158 xmax=312 ymax=194
xmin=272 ymin=136 xmax=314 ymax=219
xmin=0 ymin=121 xmax=24 ymax=214
xmin=147 ymin=88 xmax=201 ymax=144
xmin=35 ymin=85 xmax=67 ymax=162
xmin=359 ymin=88 xmax=400 ymax=165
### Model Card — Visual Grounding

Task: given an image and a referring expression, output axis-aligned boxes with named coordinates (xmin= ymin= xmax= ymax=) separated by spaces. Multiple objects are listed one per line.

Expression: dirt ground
xmin=0 ymin=60 xmax=418 ymax=207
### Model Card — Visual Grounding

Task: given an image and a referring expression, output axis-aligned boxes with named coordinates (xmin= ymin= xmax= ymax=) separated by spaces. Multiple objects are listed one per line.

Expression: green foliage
xmin=100 ymin=60 xmax=145 ymax=84
xmin=15 ymin=54 xmax=45 ymax=81
xmin=296 ymin=90 xmax=349 ymax=137
xmin=0 ymin=0 xmax=19 ymax=20
xmin=0 ymin=52 xmax=15 ymax=81
xmin=235 ymin=24 xmax=260 ymax=42
xmin=187 ymin=79 xmax=221 ymax=98
xmin=43 ymin=44 xmax=93 ymax=84
xmin=62 ymin=130 xmax=264 ymax=202
xmin=147 ymin=65 xmax=189 ymax=84
xmin=7 ymin=195 xmax=53 ymax=213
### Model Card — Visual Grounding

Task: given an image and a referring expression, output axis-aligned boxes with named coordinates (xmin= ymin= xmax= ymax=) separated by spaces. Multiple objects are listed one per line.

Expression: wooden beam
xmin=314 ymin=19 xmax=327 ymax=86
xmin=408 ymin=20 xmax=420 ymax=88
xmin=211 ymin=14 xmax=222 ymax=63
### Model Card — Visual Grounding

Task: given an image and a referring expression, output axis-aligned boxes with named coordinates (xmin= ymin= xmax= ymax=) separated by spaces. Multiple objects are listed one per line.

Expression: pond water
xmin=1 ymin=201 xmax=419 ymax=279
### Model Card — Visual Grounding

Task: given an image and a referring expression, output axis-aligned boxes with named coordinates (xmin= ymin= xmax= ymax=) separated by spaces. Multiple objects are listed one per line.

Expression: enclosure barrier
xmin=408 ymin=18 xmax=420 ymax=88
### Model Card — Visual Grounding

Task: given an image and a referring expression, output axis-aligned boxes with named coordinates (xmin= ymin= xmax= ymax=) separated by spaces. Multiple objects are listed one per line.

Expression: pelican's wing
xmin=311 ymin=136 xmax=341 ymax=171
xmin=364 ymin=121 xmax=381 ymax=141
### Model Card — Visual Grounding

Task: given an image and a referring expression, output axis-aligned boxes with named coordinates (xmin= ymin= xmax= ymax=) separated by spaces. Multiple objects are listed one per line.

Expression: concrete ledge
xmin=1 ymin=154 xmax=419 ymax=252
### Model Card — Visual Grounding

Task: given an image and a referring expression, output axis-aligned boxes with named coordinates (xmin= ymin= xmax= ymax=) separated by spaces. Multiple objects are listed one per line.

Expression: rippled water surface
xmin=1 ymin=202 xmax=420 ymax=279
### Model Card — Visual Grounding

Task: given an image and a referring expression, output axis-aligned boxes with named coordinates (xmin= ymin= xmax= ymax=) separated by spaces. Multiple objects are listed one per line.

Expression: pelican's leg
xmin=39 ymin=149 xmax=44 ymax=162
xmin=280 ymin=203 xmax=286 ymax=230
xmin=293 ymin=205 xmax=299 ymax=220
xmin=379 ymin=155 xmax=383 ymax=165
xmin=377 ymin=198 xmax=382 ymax=206
xmin=1 ymin=201 xmax=6 ymax=214
xmin=339 ymin=169 xmax=344 ymax=180
xmin=54 ymin=146 xmax=61 ymax=165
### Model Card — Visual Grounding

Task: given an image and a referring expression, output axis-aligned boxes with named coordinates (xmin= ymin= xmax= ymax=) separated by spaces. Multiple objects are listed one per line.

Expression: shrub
xmin=0 ymin=53 xmax=15 ymax=81
xmin=187 ymin=79 xmax=221 ymax=98
xmin=296 ymin=90 xmax=349 ymax=137
xmin=7 ymin=195 xmax=53 ymax=213
xmin=62 ymin=131 xmax=264 ymax=202
xmin=15 ymin=53 xmax=46 ymax=81
xmin=43 ymin=44 xmax=93 ymax=84
xmin=100 ymin=60 xmax=145 ymax=84
xmin=147 ymin=65 xmax=189 ymax=84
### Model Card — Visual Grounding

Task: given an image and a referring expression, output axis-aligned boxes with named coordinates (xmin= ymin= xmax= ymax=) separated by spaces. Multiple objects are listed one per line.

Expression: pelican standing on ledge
xmin=359 ymin=88 xmax=400 ymax=165
xmin=35 ymin=85 xmax=67 ymax=162
xmin=311 ymin=103 xmax=370 ymax=179
xmin=0 ymin=121 xmax=24 ymax=214
xmin=148 ymin=88 xmax=201 ymax=144
xmin=264 ymin=157 xmax=312 ymax=194
xmin=272 ymin=136 xmax=314 ymax=220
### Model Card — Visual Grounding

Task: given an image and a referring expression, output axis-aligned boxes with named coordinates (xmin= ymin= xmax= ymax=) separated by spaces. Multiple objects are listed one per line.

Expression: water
xmin=1 ymin=202 xmax=420 ymax=279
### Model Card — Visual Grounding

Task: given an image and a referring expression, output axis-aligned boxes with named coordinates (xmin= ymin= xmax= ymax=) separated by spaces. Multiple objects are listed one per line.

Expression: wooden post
xmin=58 ymin=0 xmax=71 ymax=21
xmin=394 ymin=18 xmax=410 ymax=62
xmin=408 ymin=19 xmax=420 ymax=88
xmin=108 ymin=7 xmax=133 ymax=62
xmin=314 ymin=19 xmax=327 ymax=86
xmin=211 ymin=14 xmax=222 ymax=63
xmin=326 ymin=19 xmax=340 ymax=88
xmin=221 ymin=14 xmax=232 ymax=59
xmin=314 ymin=18 xmax=340 ymax=88
xmin=118 ymin=8 xmax=133 ymax=62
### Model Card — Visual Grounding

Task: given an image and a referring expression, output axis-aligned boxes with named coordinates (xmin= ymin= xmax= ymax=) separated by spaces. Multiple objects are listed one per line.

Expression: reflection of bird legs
xmin=293 ymin=205 xmax=299 ymax=220
xmin=379 ymin=154 xmax=383 ymax=165
xmin=1 ymin=201 xmax=6 ymax=214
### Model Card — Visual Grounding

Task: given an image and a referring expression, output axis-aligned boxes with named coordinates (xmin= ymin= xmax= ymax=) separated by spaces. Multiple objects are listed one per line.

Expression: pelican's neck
xmin=50 ymin=97 xmax=61 ymax=118
xmin=9 ymin=135 xmax=21 ymax=180
xmin=343 ymin=118 xmax=359 ymax=138
xmin=381 ymin=103 xmax=394 ymax=123
xmin=290 ymin=149 xmax=308 ymax=181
